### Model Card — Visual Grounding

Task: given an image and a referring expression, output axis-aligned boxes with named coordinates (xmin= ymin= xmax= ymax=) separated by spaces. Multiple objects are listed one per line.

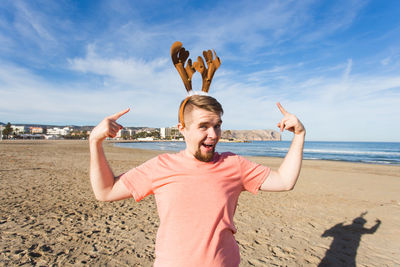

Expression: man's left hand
xmin=277 ymin=102 xmax=305 ymax=135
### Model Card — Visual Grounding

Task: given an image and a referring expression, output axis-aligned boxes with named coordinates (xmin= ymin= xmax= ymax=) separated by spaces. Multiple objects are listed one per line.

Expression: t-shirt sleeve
xmin=238 ymin=155 xmax=270 ymax=194
xmin=120 ymin=156 xmax=159 ymax=202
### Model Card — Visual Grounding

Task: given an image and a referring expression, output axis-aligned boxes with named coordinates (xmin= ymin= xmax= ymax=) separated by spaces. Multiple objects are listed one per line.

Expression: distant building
xmin=161 ymin=127 xmax=180 ymax=139
xmin=47 ymin=127 xmax=71 ymax=136
xmin=115 ymin=128 xmax=130 ymax=140
xmin=135 ymin=128 xmax=153 ymax=135
xmin=163 ymin=126 xmax=182 ymax=139
xmin=160 ymin=127 xmax=166 ymax=139
xmin=127 ymin=129 xmax=135 ymax=137
xmin=30 ymin=126 xmax=43 ymax=134
xmin=11 ymin=125 xmax=29 ymax=134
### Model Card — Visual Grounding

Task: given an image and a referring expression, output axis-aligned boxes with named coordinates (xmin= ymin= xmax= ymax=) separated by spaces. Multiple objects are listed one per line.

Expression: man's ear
xmin=177 ymin=122 xmax=185 ymax=135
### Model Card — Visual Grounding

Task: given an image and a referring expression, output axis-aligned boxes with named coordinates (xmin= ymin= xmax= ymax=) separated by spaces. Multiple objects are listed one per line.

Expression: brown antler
xmin=193 ymin=49 xmax=221 ymax=93
xmin=171 ymin=41 xmax=196 ymax=92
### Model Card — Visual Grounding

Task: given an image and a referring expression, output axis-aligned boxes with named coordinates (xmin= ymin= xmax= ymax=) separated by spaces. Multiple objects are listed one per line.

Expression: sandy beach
xmin=0 ymin=140 xmax=399 ymax=266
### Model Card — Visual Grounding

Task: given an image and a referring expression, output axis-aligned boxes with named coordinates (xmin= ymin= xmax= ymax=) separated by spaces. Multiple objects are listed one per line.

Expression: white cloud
xmin=11 ymin=1 xmax=57 ymax=51
xmin=343 ymin=59 xmax=352 ymax=80
xmin=381 ymin=57 xmax=391 ymax=66
xmin=2 ymin=43 xmax=400 ymax=141
xmin=211 ymin=59 xmax=400 ymax=141
xmin=0 ymin=55 xmax=184 ymax=127
xmin=68 ymin=45 xmax=175 ymax=91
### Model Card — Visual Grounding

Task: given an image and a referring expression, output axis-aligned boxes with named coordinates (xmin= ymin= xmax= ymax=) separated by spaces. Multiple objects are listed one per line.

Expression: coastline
xmin=1 ymin=140 xmax=399 ymax=266
xmin=113 ymin=139 xmax=400 ymax=166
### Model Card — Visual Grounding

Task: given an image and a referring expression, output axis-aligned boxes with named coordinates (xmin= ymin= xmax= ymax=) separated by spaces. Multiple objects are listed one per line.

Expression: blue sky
xmin=1 ymin=0 xmax=399 ymax=141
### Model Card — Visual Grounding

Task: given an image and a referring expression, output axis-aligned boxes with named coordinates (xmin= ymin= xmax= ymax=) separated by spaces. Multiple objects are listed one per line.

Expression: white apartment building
xmin=160 ymin=127 xmax=166 ymax=139
xmin=162 ymin=126 xmax=182 ymax=139
xmin=47 ymin=127 xmax=71 ymax=136
xmin=11 ymin=125 xmax=29 ymax=134
xmin=115 ymin=128 xmax=130 ymax=139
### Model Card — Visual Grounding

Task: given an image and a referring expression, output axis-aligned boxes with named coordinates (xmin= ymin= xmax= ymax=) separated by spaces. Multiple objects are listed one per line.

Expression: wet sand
xmin=1 ymin=140 xmax=399 ymax=266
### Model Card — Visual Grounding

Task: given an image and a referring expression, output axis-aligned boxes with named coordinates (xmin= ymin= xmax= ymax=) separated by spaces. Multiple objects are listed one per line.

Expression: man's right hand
xmin=89 ymin=108 xmax=130 ymax=144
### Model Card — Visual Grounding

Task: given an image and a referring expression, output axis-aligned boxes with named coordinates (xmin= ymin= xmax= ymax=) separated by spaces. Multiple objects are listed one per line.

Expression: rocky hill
xmin=221 ymin=129 xmax=281 ymax=141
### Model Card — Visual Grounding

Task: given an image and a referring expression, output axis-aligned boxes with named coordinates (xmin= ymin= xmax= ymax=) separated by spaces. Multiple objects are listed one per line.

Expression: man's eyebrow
xmin=198 ymin=120 xmax=223 ymax=126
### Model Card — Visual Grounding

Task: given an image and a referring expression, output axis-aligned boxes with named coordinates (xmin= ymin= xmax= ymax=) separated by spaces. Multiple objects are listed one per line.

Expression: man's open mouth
xmin=202 ymin=142 xmax=215 ymax=150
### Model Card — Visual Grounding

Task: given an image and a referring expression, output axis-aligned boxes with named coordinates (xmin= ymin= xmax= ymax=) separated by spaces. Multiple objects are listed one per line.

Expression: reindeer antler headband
xmin=171 ymin=41 xmax=221 ymax=126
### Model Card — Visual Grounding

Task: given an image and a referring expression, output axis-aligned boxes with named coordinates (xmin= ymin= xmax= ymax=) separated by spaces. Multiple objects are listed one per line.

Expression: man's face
xmin=178 ymin=107 xmax=222 ymax=162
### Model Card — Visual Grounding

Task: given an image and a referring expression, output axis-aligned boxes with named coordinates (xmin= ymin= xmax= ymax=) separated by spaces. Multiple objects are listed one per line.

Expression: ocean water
xmin=115 ymin=141 xmax=400 ymax=165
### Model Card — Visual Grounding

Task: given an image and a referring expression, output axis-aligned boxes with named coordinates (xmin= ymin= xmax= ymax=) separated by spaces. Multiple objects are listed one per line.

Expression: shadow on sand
xmin=318 ymin=212 xmax=381 ymax=267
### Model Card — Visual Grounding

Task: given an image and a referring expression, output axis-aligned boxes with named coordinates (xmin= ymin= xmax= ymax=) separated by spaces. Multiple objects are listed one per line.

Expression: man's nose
xmin=207 ymin=127 xmax=217 ymax=138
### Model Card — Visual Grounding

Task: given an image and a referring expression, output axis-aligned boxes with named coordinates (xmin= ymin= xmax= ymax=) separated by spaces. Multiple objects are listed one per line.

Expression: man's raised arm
xmin=260 ymin=103 xmax=306 ymax=192
xmin=89 ymin=108 xmax=132 ymax=202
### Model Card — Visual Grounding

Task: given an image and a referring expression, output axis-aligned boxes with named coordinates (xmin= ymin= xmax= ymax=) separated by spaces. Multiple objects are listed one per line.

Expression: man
xmin=89 ymin=94 xmax=305 ymax=266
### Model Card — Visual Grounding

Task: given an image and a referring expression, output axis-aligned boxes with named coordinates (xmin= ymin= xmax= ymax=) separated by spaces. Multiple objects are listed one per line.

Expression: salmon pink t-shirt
xmin=121 ymin=151 xmax=270 ymax=267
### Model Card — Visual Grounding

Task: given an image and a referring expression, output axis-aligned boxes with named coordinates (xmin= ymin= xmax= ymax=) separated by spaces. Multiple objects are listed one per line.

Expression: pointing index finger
xmin=109 ymin=108 xmax=130 ymax=121
xmin=277 ymin=102 xmax=288 ymax=115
